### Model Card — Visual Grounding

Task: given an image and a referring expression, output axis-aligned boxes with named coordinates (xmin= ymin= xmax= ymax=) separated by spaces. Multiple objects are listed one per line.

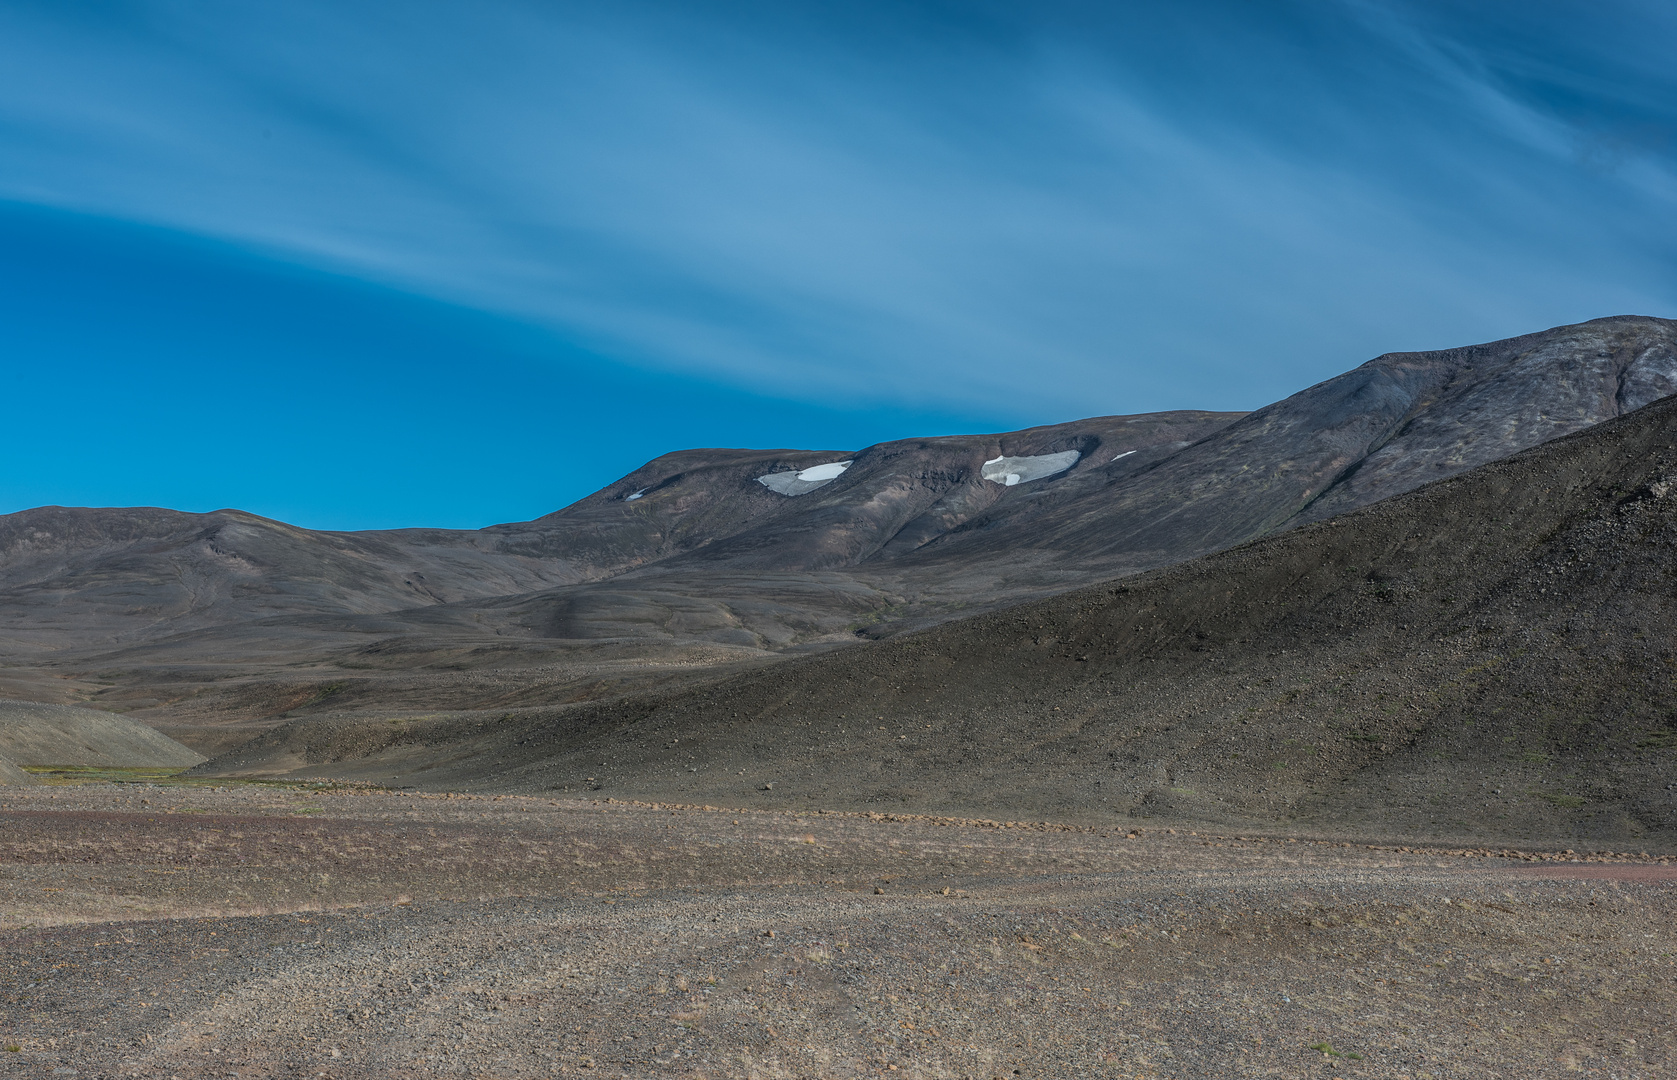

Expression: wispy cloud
xmin=1 ymin=0 xmax=1672 ymax=417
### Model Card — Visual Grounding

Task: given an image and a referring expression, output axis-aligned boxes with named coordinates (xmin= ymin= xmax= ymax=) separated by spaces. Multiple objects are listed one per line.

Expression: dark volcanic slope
xmin=390 ymin=315 xmax=1677 ymax=648
xmin=7 ymin=316 xmax=1676 ymax=760
xmin=10 ymin=316 xmax=1675 ymax=661
xmin=493 ymin=315 xmax=1677 ymax=593
xmin=532 ymin=410 xmax=1238 ymax=573
xmin=206 ymin=391 xmax=1677 ymax=846
xmin=891 ymin=313 xmax=1677 ymax=573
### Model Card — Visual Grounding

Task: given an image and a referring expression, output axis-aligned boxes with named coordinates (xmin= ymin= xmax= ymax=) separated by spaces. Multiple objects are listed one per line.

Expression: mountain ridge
xmin=3 ymin=315 xmax=1674 ymax=761
xmin=199 ymin=388 xmax=1677 ymax=845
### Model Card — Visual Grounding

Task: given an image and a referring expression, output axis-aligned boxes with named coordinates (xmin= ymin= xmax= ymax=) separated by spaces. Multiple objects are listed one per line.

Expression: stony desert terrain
xmin=3 ymin=778 xmax=1675 ymax=1079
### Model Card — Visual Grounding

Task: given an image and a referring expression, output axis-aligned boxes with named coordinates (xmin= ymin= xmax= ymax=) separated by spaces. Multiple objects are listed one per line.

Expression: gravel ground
xmin=3 ymin=783 xmax=1675 ymax=1079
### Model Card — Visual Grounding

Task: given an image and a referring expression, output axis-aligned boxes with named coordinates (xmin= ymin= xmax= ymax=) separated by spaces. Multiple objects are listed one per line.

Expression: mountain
xmin=0 ymin=506 xmax=588 ymax=656
xmin=0 ymin=409 xmax=1240 ymax=651
xmin=481 ymin=314 xmax=1677 ymax=650
xmin=2 ymin=315 xmax=1673 ymax=756
xmin=201 ymin=388 xmax=1677 ymax=845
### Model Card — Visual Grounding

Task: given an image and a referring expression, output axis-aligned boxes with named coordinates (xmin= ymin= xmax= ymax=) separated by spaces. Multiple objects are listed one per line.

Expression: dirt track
xmin=4 ymin=783 xmax=1675 ymax=1079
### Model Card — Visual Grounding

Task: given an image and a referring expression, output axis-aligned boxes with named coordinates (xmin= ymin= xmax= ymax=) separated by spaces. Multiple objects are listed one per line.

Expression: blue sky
xmin=3 ymin=1 xmax=1674 ymax=529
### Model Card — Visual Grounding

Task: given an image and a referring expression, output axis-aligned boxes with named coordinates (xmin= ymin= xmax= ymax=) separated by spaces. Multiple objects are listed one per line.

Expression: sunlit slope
xmin=512 ymin=315 xmax=1677 ymax=584
xmin=0 ymin=700 xmax=204 ymax=767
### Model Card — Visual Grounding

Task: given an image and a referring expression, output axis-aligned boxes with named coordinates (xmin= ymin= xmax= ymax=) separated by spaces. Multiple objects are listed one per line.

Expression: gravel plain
xmin=3 ymin=782 xmax=1676 ymax=1079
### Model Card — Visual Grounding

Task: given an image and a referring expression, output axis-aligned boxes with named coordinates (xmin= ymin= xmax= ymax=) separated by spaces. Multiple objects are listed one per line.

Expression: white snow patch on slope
xmin=625 ymin=489 xmax=646 ymax=501
xmin=795 ymin=461 xmax=849 ymax=482
xmin=757 ymin=460 xmax=854 ymax=496
xmin=981 ymin=450 xmax=1080 ymax=487
xmin=1110 ymin=450 xmax=1137 ymax=463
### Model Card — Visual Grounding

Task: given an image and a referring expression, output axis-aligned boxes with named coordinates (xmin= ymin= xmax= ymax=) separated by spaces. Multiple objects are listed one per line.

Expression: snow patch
xmin=1110 ymin=450 xmax=1137 ymax=463
xmin=624 ymin=489 xmax=646 ymax=501
xmin=795 ymin=461 xmax=850 ymax=482
xmin=757 ymin=460 xmax=853 ymax=496
xmin=980 ymin=450 xmax=1080 ymax=487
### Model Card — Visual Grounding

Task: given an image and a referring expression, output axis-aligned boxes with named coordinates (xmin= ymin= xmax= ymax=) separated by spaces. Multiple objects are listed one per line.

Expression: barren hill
xmin=201 ymin=389 xmax=1677 ymax=845
xmin=4 ymin=316 xmax=1675 ymax=760
xmin=0 ymin=700 xmax=203 ymax=767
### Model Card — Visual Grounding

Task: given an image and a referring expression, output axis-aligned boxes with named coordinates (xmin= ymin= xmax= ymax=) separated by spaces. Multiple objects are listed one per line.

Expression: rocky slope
xmin=9 ymin=317 xmax=1673 ymax=650
xmin=0 ymin=409 xmax=1239 ymax=653
xmin=480 ymin=314 xmax=1677 ymax=652
xmin=4 ymin=316 xmax=1674 ymax=756
xmin=201 ymin=388 xmax=1677 ymax=843
xmin=670 ymin=314 xmax=1677 ymax=577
